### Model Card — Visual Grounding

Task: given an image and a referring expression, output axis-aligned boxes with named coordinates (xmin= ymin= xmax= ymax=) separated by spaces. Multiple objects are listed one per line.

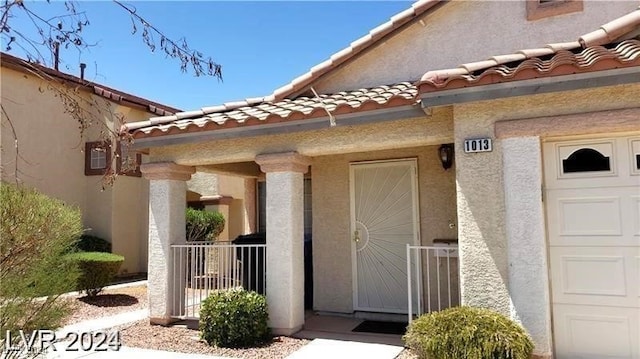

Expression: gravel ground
xmin=396 ymin=348 xmax=418 ymax=358
xmin=62 ymin=283 xmax=413 ymax=358
xmin=63 ymin=285 xmax=147 ymax=325
xmin=117 ymin=320 xmax=309 ymax=359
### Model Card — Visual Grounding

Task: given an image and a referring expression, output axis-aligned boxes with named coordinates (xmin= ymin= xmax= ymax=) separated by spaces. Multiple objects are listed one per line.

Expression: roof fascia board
xmin=130 ymin=105 xmax=425 ymax=150
xmin=420 ymin=67 xmax=640 ymax=109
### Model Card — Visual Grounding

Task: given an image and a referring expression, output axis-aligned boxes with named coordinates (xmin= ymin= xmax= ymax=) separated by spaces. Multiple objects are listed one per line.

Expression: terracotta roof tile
xmin=580 ymin=8 xmax=640 ymax=47
xmin=418 ymin=6 xmax=640 ymax=93
xmin=126 ymin=82 xmax=418 ymax=139
xmin=418 ymin=40 xmax=640 ymax=93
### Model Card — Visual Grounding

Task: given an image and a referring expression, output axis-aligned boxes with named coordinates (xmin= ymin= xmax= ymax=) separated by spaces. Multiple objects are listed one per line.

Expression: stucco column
xmin=140 ymin=162 xmax=195 ymax=325
xmin=502 ymin=137 xmax=552 ymax=358
xmin=255 ymin=152 xmax=310 ymax=335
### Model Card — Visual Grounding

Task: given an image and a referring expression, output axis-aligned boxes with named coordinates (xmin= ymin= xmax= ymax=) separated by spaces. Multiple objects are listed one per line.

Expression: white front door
xmin=544 ymin=137 xmax=640 ymax=359
xmin=350 ymin=159 xmax=420 ymax=313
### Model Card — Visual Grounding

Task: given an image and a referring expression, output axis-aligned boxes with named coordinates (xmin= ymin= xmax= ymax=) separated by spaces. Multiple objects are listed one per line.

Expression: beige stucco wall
xmin=1 ymin=67 xmax=88 ymax=209
xmin=313 ymin=1 xmax=638 ymax=93
xmin=452 ymin=83 xmax=640 ymax=354
xmin=111 ymin=176 xmax=149 ymax=273
xmin=150 ymin=107 xmax=454 ymax=166
xmin=188 ymin=172 xmax=219 ymax=197
xmin=312 ymin=145 xmax=457 ymax=313
xmin=1 ymin=66 xmax=152 ymax=274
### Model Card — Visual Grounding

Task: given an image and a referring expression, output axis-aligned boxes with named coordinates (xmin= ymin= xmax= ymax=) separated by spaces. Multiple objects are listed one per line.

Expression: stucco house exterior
xmin=124 ymin=1 xmax=639 ymax=358
xmin=0 ymin=53 xmax=254 ymax=275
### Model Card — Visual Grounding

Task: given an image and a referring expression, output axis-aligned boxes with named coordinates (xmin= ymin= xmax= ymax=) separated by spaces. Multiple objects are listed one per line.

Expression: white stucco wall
xmin=147 ymin=178 xmax=187 ymax=322
xmin=264 ymin=170 xmax=306 ymax=334
xmin=313 ymin=1 xmax=638 ymax=93
xmin=312 ymin=145 xmax=457 ymax=313
xmin=503 ymin=136 xmax=551 ymax=356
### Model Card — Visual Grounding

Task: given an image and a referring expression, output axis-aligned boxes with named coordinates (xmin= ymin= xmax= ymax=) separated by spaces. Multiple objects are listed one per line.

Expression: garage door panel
xmin=552 ymin=304 xmax=639 ymax=359
xmin=550 ymin=248 xmax=638 ymax=307
xmin=547 ymin=189 xmax=637 ymax=247
xmin=557 ymin=196 xmax=622 ymax=236
xmin=561 ymin=255 xmax=626 ymax=296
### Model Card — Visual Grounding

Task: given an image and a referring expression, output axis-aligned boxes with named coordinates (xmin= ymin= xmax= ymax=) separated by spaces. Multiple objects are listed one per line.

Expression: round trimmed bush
xmin=65 ymin=252 xmax=124 ymax=297
xmin=186 ymin=208 xmax=225 ymax=241
xmin=403 ymin=306 xmax=534 ymax=359
xmin=199 ymin=288 xmax=270 ymax=348
xmin=75 ymin=234 xmax=111 ymax=252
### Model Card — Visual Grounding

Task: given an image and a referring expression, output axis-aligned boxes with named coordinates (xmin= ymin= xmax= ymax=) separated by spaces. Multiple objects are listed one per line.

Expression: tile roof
xmin=1 ymin=52 xmax=180 ymax=116
xmin=125 ymin=5 xmax=640 ymax=142
xmin=128 ymin=83 xmax=418 ymax=138
xmin=418 ymin=6 xmax=640 ymax=92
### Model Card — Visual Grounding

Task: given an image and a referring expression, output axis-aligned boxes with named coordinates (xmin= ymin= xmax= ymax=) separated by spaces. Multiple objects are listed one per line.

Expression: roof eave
xmin=130 ymin=104 xmax=425 ymax=151
xmin=419 ymin=66 xmax=640 ymax=109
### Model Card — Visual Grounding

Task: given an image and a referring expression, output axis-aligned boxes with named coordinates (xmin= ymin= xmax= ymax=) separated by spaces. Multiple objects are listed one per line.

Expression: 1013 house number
xmin=463 ymin=138 xmax=492 ymax=153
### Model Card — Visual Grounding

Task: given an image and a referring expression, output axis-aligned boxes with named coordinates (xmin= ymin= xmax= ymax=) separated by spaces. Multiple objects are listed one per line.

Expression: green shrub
xmin=0 ymin=183 xmax=82 ymax=348
xmin=199 ymin=288 xmax=270 ymax=348
xmin=403 ymin=306 xmax=534 ymax=359
xmin=186 ymin=207 xmax=225 ymax=241
xmin=66 ymin=252 xmax=124 ymax=297
xmin=75 ymin=234 xmax=111 ymax=252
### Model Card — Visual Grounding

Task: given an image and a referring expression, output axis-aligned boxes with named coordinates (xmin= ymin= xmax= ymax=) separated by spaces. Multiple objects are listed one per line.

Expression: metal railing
xmin=171 ymin=242 xmax=266 ymax=319
xmin=406 ymin=244 xmax=461 ymax=324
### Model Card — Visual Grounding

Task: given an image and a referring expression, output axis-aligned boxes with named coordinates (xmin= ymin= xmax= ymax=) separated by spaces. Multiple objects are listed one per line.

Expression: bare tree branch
xmin=112 ymin=0 xmax=223 ymax=80
xmin=1 ymin=0 xmax=224 ymax=187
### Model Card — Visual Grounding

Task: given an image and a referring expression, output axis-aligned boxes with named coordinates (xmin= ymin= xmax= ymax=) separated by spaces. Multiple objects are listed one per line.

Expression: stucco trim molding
xmin=200 ymin=195 xmax=234 ymax=206
xmin=255 ymin=152 xmax=311 ymax=174
xmin=140 ymin=162 xmax=196 ymax=181
xmin=495 ymin=107 xmax=640 ymax=139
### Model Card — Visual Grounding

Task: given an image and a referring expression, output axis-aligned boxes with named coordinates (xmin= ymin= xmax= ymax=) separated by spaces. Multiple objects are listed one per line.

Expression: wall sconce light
xmin=439 ymin=144 xmax=454 ymax=170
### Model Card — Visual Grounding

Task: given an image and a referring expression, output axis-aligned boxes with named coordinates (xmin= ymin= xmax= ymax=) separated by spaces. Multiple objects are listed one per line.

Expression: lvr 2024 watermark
xmin=3 ymin=330 xmax=121 ymax=355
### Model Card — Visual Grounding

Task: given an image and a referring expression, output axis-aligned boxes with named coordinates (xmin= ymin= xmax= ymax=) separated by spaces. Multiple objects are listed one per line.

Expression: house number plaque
xmin=464 ymin=138 xmax=492 ymax=153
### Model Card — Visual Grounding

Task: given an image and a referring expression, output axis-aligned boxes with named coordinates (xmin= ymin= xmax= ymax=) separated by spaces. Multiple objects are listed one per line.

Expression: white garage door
xmin=544 ymin=137 xmax=640 ymax=359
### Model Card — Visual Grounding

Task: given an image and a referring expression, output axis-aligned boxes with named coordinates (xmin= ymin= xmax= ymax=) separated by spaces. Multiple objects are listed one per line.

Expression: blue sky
xmin=7 ymin=1 xmax=412 ymax=111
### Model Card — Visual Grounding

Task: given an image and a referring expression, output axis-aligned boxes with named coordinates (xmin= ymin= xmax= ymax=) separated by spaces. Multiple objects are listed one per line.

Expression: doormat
xmin=352 ymin=320 xmax=408 ymax=335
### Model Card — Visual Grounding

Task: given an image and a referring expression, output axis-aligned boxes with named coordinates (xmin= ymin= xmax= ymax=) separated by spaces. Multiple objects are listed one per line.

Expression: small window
xmin=562 ymin=148 xmax=611 ymax=173
xmin=85 ymin=141 xmax=111 ymax=176
xmin=557 ymin=141 xmax=615 ymax=178
xmin=526 ymin=0 xmax=583 ymax=21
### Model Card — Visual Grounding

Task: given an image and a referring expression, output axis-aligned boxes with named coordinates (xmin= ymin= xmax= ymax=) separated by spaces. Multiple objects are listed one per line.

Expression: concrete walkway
xmin=55 ymin=309 xmax=147 ymax=339
xmin=45 ymin=346 xmax=232 ymax=359
xmin=286 ymin=338 xmax=403 ymax=359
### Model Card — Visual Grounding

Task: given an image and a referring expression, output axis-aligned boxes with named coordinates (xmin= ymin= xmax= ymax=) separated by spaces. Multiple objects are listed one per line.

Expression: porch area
xmin=140 ymin=143 xmax=460 ymax=336
xmin=163 ymin=240 xmax=459 ymax=334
